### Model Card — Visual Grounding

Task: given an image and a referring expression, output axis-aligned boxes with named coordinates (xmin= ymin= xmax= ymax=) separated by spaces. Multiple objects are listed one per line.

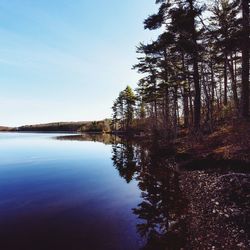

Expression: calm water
xmin=0 ymin=133 xmax=186 ymax=250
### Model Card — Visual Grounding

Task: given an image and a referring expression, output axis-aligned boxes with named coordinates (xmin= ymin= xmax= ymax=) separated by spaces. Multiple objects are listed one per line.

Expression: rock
xmin=237 ymin=242 xmax=244 ymax=248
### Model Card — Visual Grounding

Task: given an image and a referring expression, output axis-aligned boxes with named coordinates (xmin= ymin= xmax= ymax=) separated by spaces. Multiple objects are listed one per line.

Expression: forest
xmin=110 ymin=1 xmax=250 ymax=247
xmin=112 ymin=0 xmax=249 ymax=140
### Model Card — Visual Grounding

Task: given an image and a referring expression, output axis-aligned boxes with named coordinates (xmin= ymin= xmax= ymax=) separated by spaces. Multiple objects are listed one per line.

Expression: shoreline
xmin=112 ymin=121 xmax=250 ymax=248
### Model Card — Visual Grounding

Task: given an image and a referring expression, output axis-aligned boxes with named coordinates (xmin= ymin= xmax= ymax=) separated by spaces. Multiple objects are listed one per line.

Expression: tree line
xmin=112 ymin=0 xmax=249 ymax=137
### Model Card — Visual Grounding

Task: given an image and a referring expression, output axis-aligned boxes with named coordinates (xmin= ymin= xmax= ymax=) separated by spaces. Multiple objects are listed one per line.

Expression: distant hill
xmin=13 ymin=119 xmax=111 ymax=133
xmin=0 ymin=126 xmax=15 ymax=131
xmin=17 ymin=121 xmax=88 ymax=132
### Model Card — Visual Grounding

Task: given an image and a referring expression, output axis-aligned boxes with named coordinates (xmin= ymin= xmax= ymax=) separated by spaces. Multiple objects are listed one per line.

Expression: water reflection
xmin=111 ymin=139 xmax=187 ymax=250
xmin=112 ymin=139 xmax=137 ymax=183
xmin=56 ymin=133 xmax=118 ymax=145
xmin=56 ymin=133 xmax=188 ymax=249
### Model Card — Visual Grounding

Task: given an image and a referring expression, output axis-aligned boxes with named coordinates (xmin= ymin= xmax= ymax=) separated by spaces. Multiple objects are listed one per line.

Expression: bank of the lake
xmin=175 ymin=120 xmax=250 ymax=249
xmin=110 ymin=119 xmax=250 ymax=249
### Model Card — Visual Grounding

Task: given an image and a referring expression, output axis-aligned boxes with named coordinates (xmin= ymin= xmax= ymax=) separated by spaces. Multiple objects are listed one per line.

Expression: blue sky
xmin=0 ymin=0 xmax=159 ymax=127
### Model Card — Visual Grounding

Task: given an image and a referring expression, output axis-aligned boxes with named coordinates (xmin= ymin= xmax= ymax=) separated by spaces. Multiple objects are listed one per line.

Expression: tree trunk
xmin=165 ymin=86 xmax=169 ymax=129
xmin=163 ymin=49 xmax=170 ymax=131
xmin=227 ymin=54 xmax=239 ymax=110
xmin=182 ymin=53 xmax=189 ymax=127
xmin=210 ymin=60 xmax=215 ymax=126
xmin=187 ymin=72 xmax=194 ymax=125
xmin=201 ymin=64 xmax=212 ymax=132
xmin=173 ymin=85 xmax=178 ymax=138
xmin=189 ymin=0 xmax=201 ymax=130
xmin=241 ymin=0 xmax=249 ymax=117
xmin=193 ymin=41 xmax=201 ymax=130
xmin=223 ymin=54 xmax=228 ymax=106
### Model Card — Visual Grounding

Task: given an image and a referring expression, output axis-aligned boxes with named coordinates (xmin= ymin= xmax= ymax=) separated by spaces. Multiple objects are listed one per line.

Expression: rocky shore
xmin=175 ymin=120 xmax=250 ymax=249
xmin=180 ymin=171 xmax=250 ymax=249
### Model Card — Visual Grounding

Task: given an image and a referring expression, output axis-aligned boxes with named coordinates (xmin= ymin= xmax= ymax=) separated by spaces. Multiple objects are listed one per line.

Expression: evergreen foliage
xmin=112 ymin=0 xmax=249 ymax=136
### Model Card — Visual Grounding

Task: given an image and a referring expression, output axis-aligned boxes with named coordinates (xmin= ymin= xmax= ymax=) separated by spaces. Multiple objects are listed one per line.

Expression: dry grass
xmin=177 ymin=120 xmax=250 ymax=162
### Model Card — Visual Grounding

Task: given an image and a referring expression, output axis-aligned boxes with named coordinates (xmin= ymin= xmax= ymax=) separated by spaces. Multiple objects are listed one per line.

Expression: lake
xmin=0 ymin=133 xmax=185 ymax=250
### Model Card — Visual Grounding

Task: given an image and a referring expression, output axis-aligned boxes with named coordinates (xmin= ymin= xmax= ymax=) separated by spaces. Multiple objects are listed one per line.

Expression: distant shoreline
xmin=0 ymin=130 xmax=80 ymax=134
xmin=0 ymin=119 xmax=111 ymax=133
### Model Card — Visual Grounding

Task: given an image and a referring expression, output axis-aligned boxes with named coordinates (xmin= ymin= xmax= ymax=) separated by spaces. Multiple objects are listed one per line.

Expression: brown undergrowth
xmin=176 ymin=119 xmax=250 ymax=164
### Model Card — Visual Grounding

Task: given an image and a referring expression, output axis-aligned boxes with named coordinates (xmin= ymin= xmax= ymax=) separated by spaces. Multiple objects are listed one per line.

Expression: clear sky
xmin=0 ymin=0 xmax=159 ymax=127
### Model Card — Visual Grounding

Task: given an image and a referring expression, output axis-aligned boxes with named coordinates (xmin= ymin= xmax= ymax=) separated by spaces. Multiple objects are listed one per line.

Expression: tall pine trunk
xmin=223 ymin=54 xmax=228 ymax=106
xmin=182 ymin=53 xmax=189 ymax=127
xmin=210 ymin=60 xmax=215 ymax=126
xmin=227 ymin=54 xmax=239 ymax=110
xmin=189 ymin=0 xmax=201 ymax=130
xmin=241 ymin=0 xmax=249 ymax=118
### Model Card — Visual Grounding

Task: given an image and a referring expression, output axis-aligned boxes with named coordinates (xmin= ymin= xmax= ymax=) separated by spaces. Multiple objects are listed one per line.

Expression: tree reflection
xmin=111 ymin=139 xmax=187 ymax=250
xmin=56 ymin=133 xmax=118 ymax=145
xmin=111 ymin=139 xmax=138 ymax=183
